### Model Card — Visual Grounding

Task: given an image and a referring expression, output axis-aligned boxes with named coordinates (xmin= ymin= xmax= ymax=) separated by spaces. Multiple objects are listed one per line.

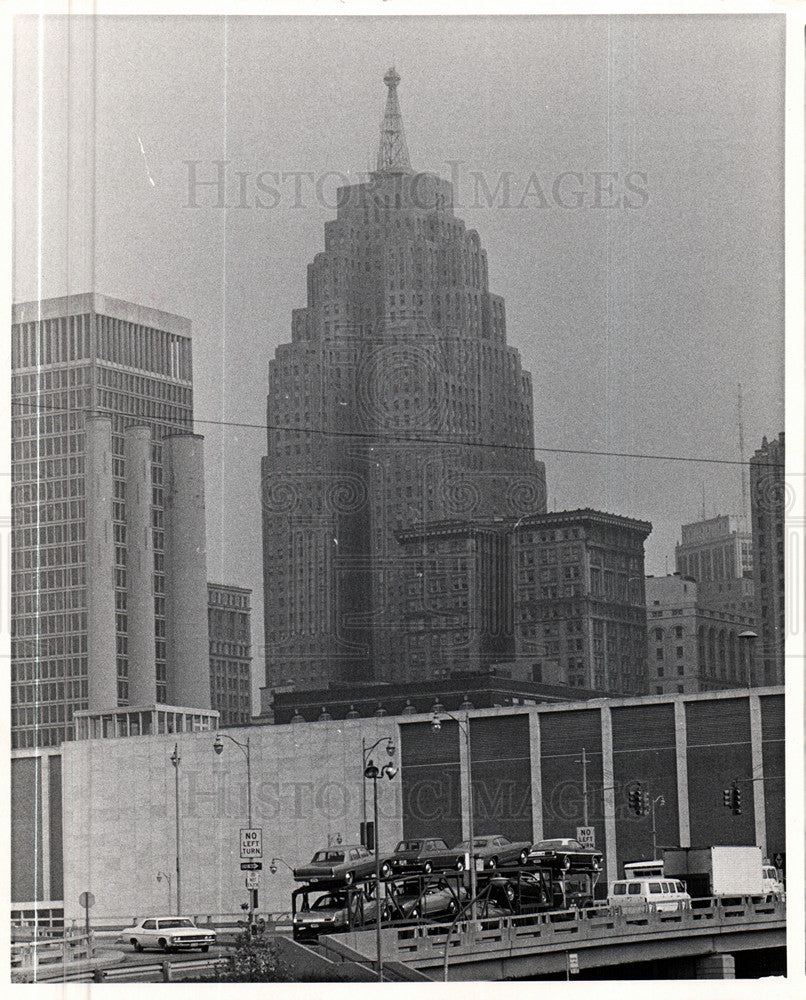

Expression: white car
xmin=121 ymin=916 xmax=217 ymax=952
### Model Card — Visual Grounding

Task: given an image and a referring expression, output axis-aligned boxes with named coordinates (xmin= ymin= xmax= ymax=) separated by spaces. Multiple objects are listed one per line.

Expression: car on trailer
xmin=485 ymin=869 xmax=556 ymax=913
xmin=291 ymin=884 xmax=386 ymax=941
xmin=527 ymin=838 xmax=603 ymax=873
xmin=293 ymin=844 xmax=377 ymax=885
xmin=386 ymin=875 xmax=467 ymax=922
xmin=452 ymin=834 xmax=532 ymax=871
xmin=380 ymin=837 xmax=458 ymax=877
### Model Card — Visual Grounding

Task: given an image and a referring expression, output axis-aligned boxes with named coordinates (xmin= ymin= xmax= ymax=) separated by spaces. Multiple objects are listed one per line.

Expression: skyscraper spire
xmin=376 ymin=67 xmax=411 ymax=173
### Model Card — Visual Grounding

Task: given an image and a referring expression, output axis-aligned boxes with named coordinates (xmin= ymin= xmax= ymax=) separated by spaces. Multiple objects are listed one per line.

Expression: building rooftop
xmin=12 ymin=292 xmax=192 ymax=338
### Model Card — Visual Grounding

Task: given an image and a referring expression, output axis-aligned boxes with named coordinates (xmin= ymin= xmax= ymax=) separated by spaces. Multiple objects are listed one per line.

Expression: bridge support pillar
xmin=695 ymin=954 xmax=735 ymax=979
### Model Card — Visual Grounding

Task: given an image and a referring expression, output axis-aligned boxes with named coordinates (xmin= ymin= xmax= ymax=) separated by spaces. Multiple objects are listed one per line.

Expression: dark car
xmin=292 ymin=886 xmax=385 ymax=941
xmin=486 ymin=870 xmax=555 ymax=913
xmin=293 ymin=844 xmax=377 ymax=885
xmin=453 ymin=834 xmax=532 ymax=871
xmin=380 ymin=838 xmax=457 ymax=877
xmin=387 ymin=876 xmax=467 ymax=922
xmin=527 ymin=838 xmax=603 ymax=873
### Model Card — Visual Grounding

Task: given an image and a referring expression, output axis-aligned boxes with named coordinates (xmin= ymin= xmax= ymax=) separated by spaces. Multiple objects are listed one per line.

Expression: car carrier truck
xmin=662 ymin=845 xmax=764 ymax=897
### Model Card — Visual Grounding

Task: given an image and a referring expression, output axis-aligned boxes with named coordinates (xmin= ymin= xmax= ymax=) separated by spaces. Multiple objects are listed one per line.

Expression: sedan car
xmin=453 ymin=834 xmax=532 ymax=871
xmin=380 ymin=838 xmax=458 ymax=877
xmin=121 ymin=917 xmax=217 ymax=953
xmin=293 ymin=844 xmax=377 ymax=885
xmin=527 ymin=838 xmax=603 ymax=873
xmin=387 ymin=876 xmax=467 ymax=922
xmin=292 ymin=887 xmax=386 ymax=942
xmin=486 ymin=870 xmax=555 ymax=913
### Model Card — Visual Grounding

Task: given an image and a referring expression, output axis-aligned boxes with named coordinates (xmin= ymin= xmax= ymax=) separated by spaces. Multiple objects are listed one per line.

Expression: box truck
xmin=662 ymin=846 xmax=764 ymax=897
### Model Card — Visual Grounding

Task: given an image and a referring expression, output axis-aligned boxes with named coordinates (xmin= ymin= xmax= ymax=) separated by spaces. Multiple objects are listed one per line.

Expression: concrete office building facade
xmin=10 ymin=293 xmax=213 ymax=750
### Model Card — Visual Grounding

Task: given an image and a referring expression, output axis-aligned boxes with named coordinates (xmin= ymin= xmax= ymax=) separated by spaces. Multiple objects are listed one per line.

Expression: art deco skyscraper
xmin=261 ymin=71 xmax=547 ymax=693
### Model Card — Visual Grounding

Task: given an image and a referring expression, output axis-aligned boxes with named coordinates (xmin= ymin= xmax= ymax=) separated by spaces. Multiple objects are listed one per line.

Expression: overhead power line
xmin=10 ymin=398 xmax=785 ymax=468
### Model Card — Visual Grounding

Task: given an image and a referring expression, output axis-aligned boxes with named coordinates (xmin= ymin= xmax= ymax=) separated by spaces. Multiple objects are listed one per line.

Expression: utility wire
xmin=10 ymin=398 xmax=785 ymax=469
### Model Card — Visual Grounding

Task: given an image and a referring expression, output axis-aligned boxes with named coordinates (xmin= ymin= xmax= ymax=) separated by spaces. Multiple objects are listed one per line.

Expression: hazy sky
xmin=13 ymin=13 xmax=785 ymax=695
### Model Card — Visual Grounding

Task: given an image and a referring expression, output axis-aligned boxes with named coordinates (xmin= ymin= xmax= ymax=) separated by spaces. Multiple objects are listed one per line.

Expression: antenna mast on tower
xmin=737 ymin=383 xmax=748 ymax=525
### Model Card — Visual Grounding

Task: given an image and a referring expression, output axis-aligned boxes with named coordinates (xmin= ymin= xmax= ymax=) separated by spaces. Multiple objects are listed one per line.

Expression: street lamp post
xmin=739 ymin=630 xmax=758 ymax=689
xmin=169 ymin=744 xmax=181 ymax=915
xmin=362 ymin=737 xmax=397 ymax=982
xmin=156 ymin=871 xmax=173 ymax=913
xmin=431 ymin=705 xmax=477 ymax=920
xmin=213 ymin=732 xmax=254 ymax=927
xmin=574 ymin=748 xmax=589 ymax=826
xmin=650 ymin=795 xmax=665 ymax=860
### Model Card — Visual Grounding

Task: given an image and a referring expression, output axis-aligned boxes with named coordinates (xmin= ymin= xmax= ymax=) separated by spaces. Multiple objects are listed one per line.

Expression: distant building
xmin=11 ymin=293 xmax=212 ymax=750
xmin=208 ymin=583 xmax=253 ymax=725
xmin=513 ymin=510 xmax=652 ymax=696
xmin=394 ymin=508 xmax=652 ymax=696
xmin=674 ymin=514 xmax=755 ymax=620
xmin=750 ymin=433 xmax=786 ymax=685
xmin=396 ymin=520 xmax=514 ymax=679
xmin=265 ymin=670 xmax=603 ymax=725
xmin=645 ymin=574 xmax=755 ymax=694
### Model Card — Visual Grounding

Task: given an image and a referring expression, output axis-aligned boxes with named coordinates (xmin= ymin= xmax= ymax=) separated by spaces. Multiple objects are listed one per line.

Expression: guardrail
xmin=336 ymin=894 xmax=785 ymax=969
xmin=68 ymin=912 xmax=293 ymax=943
xmin=28 ymin=956 xmax=231 ymax=984
xmin=11 ymin=931 xmax=94 ymax=973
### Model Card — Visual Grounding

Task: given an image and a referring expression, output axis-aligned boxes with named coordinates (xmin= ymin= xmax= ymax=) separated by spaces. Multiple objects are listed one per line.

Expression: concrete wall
xmin=60 ymin=717 xmax=402 ymax=919
xmin=55 ymin=689 xmax=785 ymax=920
xmin=124 ymin=425 xmax=157 ymax=704
xmin=84 ymin=416 xmax=117 ymax=711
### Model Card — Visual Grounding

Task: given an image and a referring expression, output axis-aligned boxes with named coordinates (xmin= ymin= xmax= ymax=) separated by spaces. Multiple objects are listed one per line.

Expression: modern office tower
xmin=10 ymin=292 xmax=212 ymax=749
xmin=208 ymin=583 xmax=253 ymax=725
xmin=261 ymin=70 xmax=546 ymax=693
xmin=750 ymin=432 xmax=786 ymax=685
xmin=674 ymin=514 xmax=755 ymax=619
xmin=512 ymin=510 xmax=652 ymax=695
xmin=645 ymin=574 xmax=756 ymax=695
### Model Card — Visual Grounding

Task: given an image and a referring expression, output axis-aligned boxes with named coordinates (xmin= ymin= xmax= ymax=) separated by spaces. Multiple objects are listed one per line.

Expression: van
xmin=761 ymin=865 xmax=785 ymax=899
xmin=608 ymin=878 xmax=692 ymax=912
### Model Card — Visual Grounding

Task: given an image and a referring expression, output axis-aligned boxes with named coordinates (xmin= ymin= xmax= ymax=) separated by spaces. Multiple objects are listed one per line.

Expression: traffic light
xmin=641 ymin=792 xmax=651 ymax=816
xmin=722 ymin=781 xmax=742 ymax=814
xmin=628 ymin=785 xmax=643 ymax=815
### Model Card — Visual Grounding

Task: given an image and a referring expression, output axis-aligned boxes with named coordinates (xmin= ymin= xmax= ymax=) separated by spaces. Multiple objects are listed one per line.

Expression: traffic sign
xmin=78 ymin=892 xmax=95 ymax=909
xmin=240 ymin=828 xmax=263 ymax=859
xmin=240 ymin=862 xmax=263 ymax=871
xmin=568 ymin=953 xmax=579 ymax=975
xmin=576 ymin=826 xmax=595 ymax=849
xmin=245 ymin=872 xmax=260 ymax=890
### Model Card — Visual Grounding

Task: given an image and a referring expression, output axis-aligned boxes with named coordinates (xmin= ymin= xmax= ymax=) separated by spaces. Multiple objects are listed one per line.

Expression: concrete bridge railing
xmin=336 ymin=895 xmax=785 ymax=971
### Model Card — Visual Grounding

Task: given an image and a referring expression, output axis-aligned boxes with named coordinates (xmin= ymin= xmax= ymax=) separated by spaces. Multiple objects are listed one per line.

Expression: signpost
xmin=576 ymin=826 xmax=595 ymax=849
xmin=240 ymin=828 xmax=263 ymax=859
xmin=78 ymin=892 xmax=95 ymax=942
xmin=567 ymin=952 xmax=579 ymax=977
